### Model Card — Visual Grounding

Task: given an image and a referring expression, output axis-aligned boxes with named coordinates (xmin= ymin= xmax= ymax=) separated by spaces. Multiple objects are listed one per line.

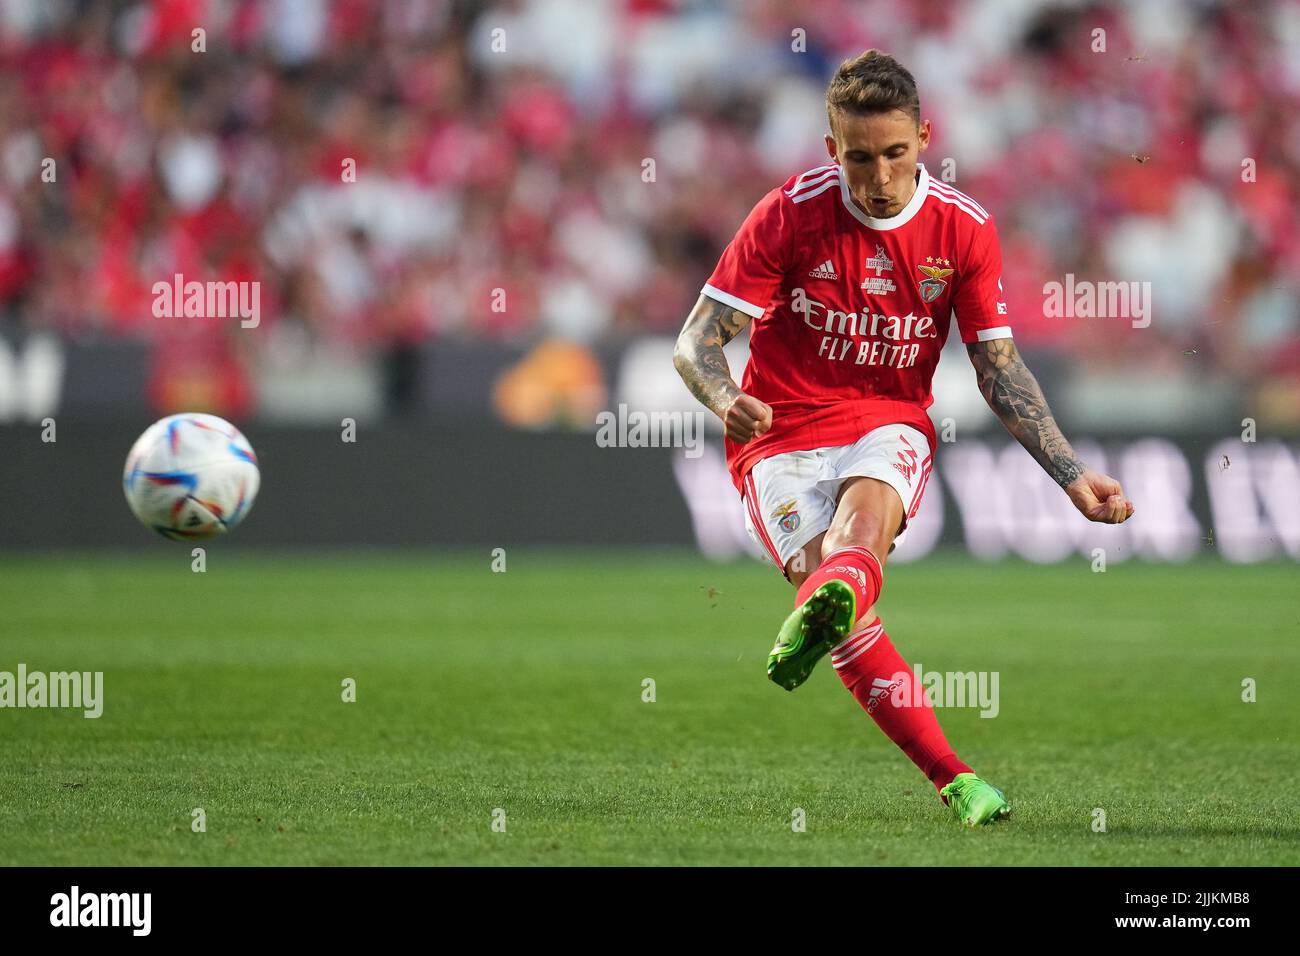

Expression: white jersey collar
xmin=840 ymin=162 xmax=929 ymax=231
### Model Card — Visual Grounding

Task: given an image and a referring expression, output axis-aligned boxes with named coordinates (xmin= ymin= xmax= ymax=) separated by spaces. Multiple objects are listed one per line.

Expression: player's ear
xmin=916 ymin=118 xmax=931 ymax=152
xmin=824 ymin=133 xmax=838 ymax=162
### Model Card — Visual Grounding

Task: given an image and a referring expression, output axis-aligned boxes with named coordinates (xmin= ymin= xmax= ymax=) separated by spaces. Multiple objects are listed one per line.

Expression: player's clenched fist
xmin=1065 ymin=469 xmax=1135 ymax=524
xmin=723 ymin=393 xmax=773 ymax=443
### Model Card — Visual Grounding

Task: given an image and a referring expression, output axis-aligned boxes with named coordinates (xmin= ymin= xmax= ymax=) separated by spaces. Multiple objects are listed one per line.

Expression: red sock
xmin=795 ymin=546 xmax=882 ymax=623
xmin=831 ymin=617 xmax=973 ymax=795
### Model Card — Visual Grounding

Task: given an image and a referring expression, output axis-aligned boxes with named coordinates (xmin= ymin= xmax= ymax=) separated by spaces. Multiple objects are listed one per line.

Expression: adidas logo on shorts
xmin=808 ymin=260 xmax=838 ymax=280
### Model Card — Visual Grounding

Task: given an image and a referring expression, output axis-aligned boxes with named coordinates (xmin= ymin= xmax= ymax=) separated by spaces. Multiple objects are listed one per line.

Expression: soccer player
xmin=672 ymin=50 xmax=1135 ymax=826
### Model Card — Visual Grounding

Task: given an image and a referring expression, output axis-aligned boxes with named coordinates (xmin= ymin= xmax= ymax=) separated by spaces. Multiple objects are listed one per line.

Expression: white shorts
xmin=740 ymin=423 xmax=934 ymax=576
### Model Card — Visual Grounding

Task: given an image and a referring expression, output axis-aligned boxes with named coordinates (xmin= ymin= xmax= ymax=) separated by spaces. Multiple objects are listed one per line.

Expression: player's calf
xmin=793 ymin=545 xmax=883 ymax=626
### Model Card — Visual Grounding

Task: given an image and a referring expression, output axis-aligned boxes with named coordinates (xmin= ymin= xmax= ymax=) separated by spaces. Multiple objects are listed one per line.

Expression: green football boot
xmin=940 ymin=772 xmax=1012 ymax=826
xmin=766 ymin=580 xmax=856 ymax=691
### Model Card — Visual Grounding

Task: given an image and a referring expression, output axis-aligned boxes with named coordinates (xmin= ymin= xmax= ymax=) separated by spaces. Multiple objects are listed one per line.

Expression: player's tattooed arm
xmin=966 ymin=337 xmax=1085 ymax=489
xmin=673 ymin=294 xmax=772 ymax=443
xmin=673 ymin=294 xmax=750 ymax=417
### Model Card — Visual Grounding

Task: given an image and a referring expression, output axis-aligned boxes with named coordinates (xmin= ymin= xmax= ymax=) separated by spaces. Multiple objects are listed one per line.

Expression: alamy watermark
xmin=152 ymin=273 xmax=260 ymax=328
xmin=596 ymin=404 xmax=705 ymax=458
xmin=1043 ymin=274 xmax=1151 ymax=328
xmin=50 ymin=886 xmax=150 ymax=936
xmin=865 ymin=664 xmax=1000 ymax=718
xmin=0 ymin=664 xmax=103 ymax=718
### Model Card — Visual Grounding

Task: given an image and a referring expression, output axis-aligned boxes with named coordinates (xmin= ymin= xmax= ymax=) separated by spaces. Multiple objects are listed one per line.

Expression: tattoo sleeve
xmin=966 ymin=338 xmax=1085 ymax=489
xmin=672 ymin=294 xmax=752 ymax=419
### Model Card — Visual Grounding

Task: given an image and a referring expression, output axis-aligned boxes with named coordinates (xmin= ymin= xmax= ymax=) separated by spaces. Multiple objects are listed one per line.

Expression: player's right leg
xmin=765 ymin=471 xmax=906 ymax=691
xmin=739 ymin=455 xmax=851 ymax=690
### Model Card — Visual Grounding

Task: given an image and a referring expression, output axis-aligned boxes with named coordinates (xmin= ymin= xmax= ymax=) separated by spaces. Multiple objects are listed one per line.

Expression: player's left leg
xmin=830 ymin=605 xmax=1010 ymax=823
xmin=831 ymin=436 xmax=1008 ymax=823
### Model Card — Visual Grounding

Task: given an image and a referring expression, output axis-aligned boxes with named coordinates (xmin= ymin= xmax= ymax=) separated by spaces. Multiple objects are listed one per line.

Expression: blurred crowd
xmin=1 ymin=0 xmax=1298 ymax=418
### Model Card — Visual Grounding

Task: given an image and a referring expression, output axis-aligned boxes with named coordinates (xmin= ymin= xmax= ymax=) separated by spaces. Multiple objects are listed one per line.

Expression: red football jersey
xmin=702 ymin=162 xmax=1012 ymax=490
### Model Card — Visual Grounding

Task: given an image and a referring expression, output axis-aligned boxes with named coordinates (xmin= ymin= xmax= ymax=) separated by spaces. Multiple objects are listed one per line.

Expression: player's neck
xmin=897 ymin=170 xmax=918 ymax=209
xmin=853 ymin=168 xmax=919 ymax=220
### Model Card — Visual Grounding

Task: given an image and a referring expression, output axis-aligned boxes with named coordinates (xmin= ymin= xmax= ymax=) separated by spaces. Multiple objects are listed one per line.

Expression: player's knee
xmin=824 ymin=514 xmax=891 ymax=558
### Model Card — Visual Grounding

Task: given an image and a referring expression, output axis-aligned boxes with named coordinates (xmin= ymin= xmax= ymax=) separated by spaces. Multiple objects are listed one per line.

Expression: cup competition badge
xmin=771 ymin=499 xmax=800 ymax=533
xmin=917 ymin=257 xmax=953 ymax=302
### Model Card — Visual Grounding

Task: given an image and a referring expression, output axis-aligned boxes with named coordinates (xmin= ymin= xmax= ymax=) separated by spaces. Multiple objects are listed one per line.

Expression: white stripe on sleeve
xmin=701 ymin=284 xmax=768 ymax=319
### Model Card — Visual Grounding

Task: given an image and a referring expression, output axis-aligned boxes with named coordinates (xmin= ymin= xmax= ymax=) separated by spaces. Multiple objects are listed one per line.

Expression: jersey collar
xmin=839 ymin=162 xmax=929 ymax=231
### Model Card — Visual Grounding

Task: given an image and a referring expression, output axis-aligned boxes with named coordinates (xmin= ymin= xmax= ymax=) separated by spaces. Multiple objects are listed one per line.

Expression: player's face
xmin=825 ymin=109 xmax=931 ymax=218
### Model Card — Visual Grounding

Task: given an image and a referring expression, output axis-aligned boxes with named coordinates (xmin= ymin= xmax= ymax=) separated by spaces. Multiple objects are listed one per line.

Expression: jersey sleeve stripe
xmin=784 ymin=164 xmax=838 ymax=196
xmin=701 ymin=283 xmax=767 ymax=319
xmin=789 ymin=179 xmax=840 ymax=203
xmin=929 ymin=180 xmax=990 ymax=218
xmin=975 ymin=326 xmax=1012 ymax=341
xmin=926 ymin=189 xmax=987 ymax=224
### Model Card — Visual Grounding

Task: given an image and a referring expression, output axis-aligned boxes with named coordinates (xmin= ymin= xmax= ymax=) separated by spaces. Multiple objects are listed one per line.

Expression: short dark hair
xmin=826 ymin=49 xmax=921 ymax=134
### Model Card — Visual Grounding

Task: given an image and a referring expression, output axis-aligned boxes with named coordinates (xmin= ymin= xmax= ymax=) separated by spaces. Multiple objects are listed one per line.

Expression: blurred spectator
xmin=0 ymin=0 xmax=1297 ymax=421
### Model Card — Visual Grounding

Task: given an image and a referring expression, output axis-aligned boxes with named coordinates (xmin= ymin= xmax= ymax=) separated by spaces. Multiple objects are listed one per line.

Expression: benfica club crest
xmin=917 ymin=257 xmax=954 ymax=302
xmin=770 ymin=499 xmax=800 ymax=534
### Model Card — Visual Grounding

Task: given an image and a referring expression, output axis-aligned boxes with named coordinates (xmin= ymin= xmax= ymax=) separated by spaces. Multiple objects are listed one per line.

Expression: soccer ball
xmin=123 ymin=413 xmax=260 ymax=540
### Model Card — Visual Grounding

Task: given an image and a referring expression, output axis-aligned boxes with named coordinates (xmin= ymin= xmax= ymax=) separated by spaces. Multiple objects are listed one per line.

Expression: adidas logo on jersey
xmin=808 ymin=260 xmax=838 ymax=280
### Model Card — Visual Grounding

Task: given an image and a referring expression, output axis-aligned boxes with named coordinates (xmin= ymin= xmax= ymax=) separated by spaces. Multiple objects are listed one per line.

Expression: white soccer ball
xmin=122 ymin=413 xmax=260 ymax=540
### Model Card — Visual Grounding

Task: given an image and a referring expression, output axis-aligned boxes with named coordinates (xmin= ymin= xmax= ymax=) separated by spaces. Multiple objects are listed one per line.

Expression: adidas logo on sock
xmin=865 ymin=675 xmax=905 ymax=713
xmin=828 ymin=565 xmax=867 ymax=588
xmin=808 ymin=260 xmax=838 ymax=279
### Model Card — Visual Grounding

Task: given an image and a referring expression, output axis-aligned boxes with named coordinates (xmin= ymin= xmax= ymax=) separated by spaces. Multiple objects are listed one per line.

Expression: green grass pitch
xmin=1 ymin=551 xmax=1296 ymax=866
